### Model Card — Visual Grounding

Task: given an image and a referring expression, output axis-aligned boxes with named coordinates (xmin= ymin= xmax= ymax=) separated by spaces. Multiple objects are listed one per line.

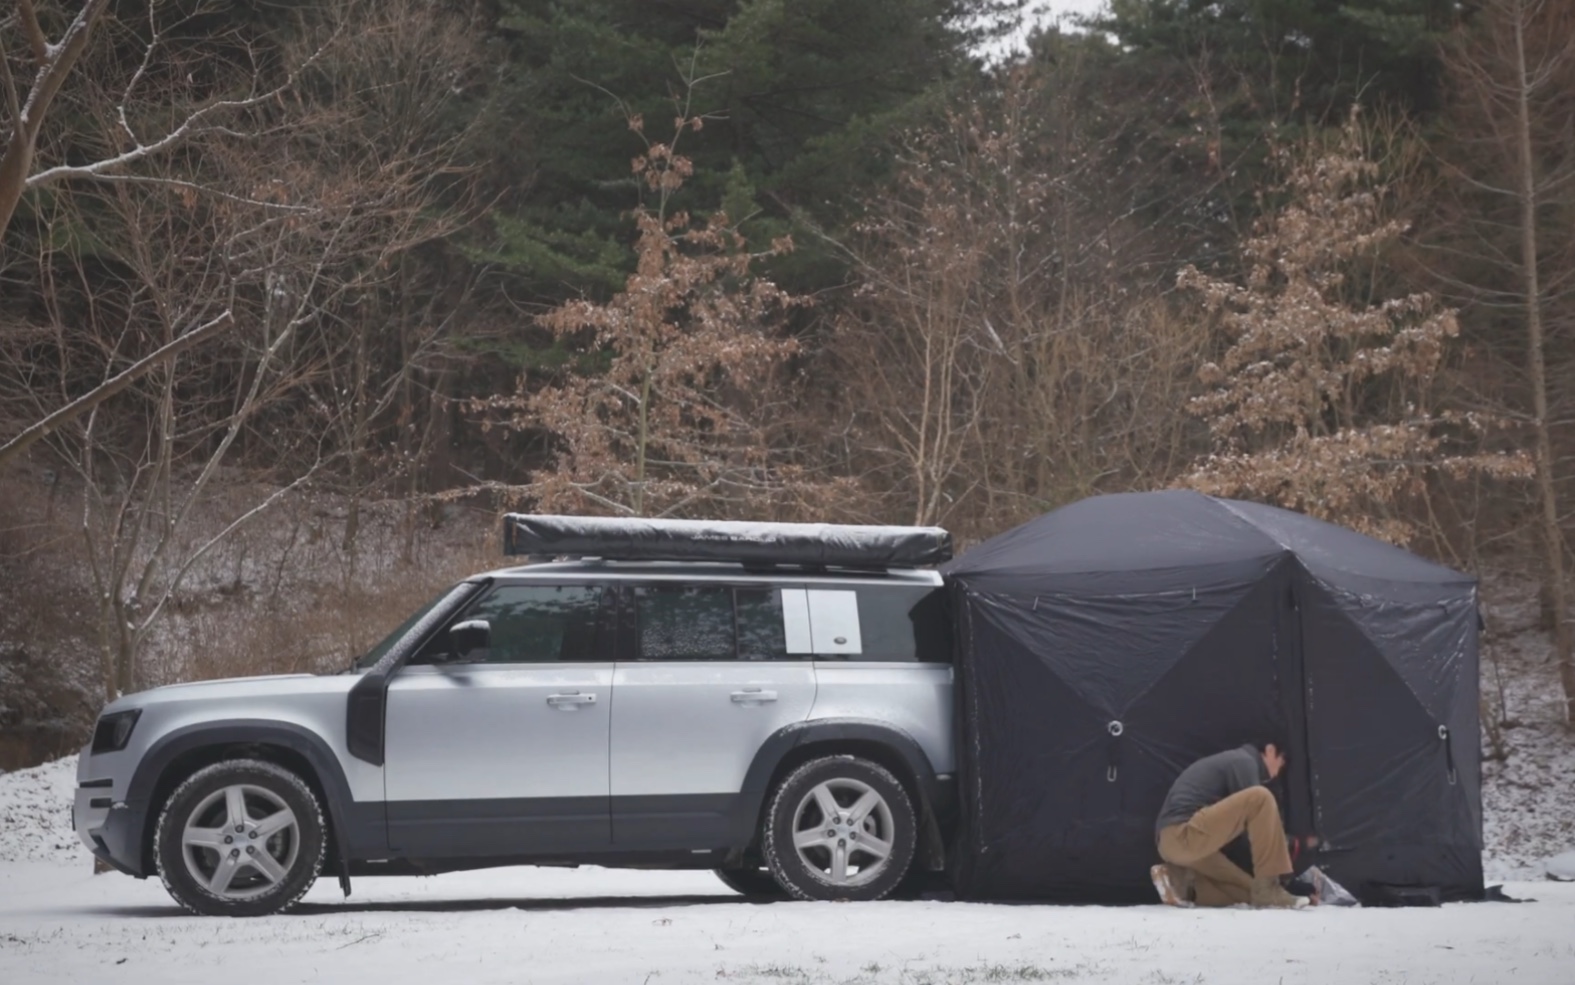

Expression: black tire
xmin=154 ymin=758 xmax=325 ymax=917
xmin=713 ymin=864 xmax=788 ymax=899
xmin=762 ymin=755 xmax=916 ymax=902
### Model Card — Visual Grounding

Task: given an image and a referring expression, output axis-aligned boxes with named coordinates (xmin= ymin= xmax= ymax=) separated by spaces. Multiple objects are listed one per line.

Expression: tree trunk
xmin=0 ymin=0 xmax=113 ymax=238
xmin=1511 ymin=7 xmax=1575 ymax=725
xmin=342 ymin=320 xmax=370 ymax=556
xmin=98 ymin=595 xmax=117 ymax=705
xmin=114 ymin=611 xmax=136 ymax=698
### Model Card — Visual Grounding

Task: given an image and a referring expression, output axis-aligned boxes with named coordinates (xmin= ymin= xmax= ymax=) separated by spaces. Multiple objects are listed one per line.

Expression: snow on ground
xmin=1549 ymin=850 xmax=1575 ymax=881
xmin=4 ymin=754 xmax=1575 ymax=985
xmin=1 ymin=861 xmax=1572 ymax=985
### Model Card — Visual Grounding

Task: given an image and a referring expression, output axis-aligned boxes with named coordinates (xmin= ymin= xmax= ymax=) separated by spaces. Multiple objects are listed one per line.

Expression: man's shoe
xmin=1250 ymin=877 xmax=1311 ymax=909
xmin=1151 ymin=864 xmax=1194 ymax=907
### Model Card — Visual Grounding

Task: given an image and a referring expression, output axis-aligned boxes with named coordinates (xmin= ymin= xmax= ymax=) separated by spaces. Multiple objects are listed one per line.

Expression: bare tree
xmin=280 ymin=0 xmax=484 ymax=560
xmin=0 ymin=0 xmax=335 ymax=470
xmin=2 ymin=0 xmax=485 ymax=698
xmin=827 ymin=64 xmax=1210 ymax=538
xmin=1436 ymin=0 xmax=1575 ymax=723
xmin=0 ymin=0 xmax=111 ymax=236
xmin=1179 ymin=112 xmax=1530 ymax=545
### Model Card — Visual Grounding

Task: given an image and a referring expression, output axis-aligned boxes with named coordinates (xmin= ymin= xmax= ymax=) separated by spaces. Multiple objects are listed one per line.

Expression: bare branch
xmin=59 ymin=172 xmax=320 ymax=212
xmin=0 ymin=311 xmax=232 ymax=470
xmin=25 ymin=41 xmax=332 ymax=191
xmin=0 ymin=0 xmax=113 ymax=235
xmin=16 ymin=0 xmax=48 ymax=66
xmin=138 ymin=458 xmax=326 ymax=635
xmin=0 ymin=29 xmax=22 ymax=127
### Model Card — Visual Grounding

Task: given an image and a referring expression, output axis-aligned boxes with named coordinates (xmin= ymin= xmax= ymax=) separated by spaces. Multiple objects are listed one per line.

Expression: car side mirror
xmin=446 ymin=619 xmax=491 ymax=660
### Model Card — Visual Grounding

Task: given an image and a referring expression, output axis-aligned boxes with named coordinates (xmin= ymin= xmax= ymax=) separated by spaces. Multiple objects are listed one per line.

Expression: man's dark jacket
xmin=1155 ymin=744 xmax=1270 ymax=833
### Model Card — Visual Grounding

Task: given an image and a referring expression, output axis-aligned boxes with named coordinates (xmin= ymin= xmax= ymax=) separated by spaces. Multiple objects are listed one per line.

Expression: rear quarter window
xmin=845 ymin=585 xmax=952 ymax=663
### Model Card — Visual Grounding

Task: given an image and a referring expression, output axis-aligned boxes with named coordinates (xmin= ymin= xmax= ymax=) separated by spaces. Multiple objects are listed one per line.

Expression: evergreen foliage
xmin=474 ymin=0 xmax=984 ymax=311
xmin=1098 ymin=0 xmax=1459 ymax=120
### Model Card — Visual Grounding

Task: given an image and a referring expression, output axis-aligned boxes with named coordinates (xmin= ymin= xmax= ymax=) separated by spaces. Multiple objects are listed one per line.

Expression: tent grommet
xmin=1107 ymin=720 xmax=1124 ymax=737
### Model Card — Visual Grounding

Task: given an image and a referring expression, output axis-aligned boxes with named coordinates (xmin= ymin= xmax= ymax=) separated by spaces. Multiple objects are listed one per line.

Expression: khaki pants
xmin=1157 ymin=786 xmax=1292 ymax=907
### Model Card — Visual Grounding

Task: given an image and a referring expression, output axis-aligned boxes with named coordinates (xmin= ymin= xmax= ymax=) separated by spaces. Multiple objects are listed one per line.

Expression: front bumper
xmin=74 ymin=748 xmax=148 ymax=877
xmin=78 ymin=802 xmax=146 ymax=876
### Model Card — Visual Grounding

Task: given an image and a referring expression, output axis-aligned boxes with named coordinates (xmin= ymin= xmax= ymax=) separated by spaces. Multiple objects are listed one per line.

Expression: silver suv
xmin=72 ymin=517 xmax=957 ymax=916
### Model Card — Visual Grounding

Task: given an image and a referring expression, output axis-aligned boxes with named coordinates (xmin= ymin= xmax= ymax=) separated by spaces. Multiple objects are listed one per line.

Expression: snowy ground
xmin=4 ymin=760 xmax=1575 ymax=985
xmin=3 ymin=860 xmax=1572 ymax=985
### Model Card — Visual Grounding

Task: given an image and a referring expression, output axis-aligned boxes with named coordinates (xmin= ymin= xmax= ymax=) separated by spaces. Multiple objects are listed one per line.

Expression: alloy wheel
xmin=180 ymin=783 xmax=301 ymax=900
xmin=790 ymin=777 xmax=896 ymax=888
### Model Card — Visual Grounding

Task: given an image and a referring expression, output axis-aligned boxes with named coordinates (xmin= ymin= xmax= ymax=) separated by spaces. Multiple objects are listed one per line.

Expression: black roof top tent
xmin=942 ymin=490 xmax=1482 ymax=904
xmin=502 ymin=514 xmax=953 ymax=568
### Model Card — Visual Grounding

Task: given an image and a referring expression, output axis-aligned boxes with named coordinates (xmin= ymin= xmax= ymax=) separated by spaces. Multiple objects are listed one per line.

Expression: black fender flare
xmin=727 ymin=718 xmax=943 ymax=861
xmin=121 ymin=720 xmax=364 ymax=877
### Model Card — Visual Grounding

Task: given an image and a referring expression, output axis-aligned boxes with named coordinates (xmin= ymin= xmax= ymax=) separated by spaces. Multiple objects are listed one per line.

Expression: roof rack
xmin=502 ymin=514 xmax=952 ymax=568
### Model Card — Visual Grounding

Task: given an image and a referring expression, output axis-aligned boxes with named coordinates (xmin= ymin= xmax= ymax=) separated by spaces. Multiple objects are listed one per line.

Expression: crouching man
xmin=1151 ymin=741 xmax=1309 ymax=909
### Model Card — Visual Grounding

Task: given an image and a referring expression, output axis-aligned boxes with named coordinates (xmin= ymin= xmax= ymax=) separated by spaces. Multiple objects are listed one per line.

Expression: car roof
xmin=469 ymin=559 xmax=945 ymax=588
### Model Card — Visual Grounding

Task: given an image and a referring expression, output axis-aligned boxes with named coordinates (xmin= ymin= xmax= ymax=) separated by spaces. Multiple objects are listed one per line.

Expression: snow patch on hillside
xmin=0 ymin=755 xmax=89 ymax=866
xmin=1480 ymin=568 xmax=1575 ymax=880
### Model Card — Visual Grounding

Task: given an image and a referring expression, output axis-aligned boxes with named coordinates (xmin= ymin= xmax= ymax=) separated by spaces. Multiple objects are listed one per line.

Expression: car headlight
xmin=91 ymin=709 xmax=142 ymax=753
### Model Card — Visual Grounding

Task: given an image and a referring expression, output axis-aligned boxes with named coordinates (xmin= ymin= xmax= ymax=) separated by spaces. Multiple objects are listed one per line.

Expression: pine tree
xmin=474 ymin=0 xmax=986 ymax=306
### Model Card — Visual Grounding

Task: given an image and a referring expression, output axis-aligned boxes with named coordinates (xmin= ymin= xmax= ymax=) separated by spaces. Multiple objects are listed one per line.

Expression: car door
xmin=382 ymin=581 xmax=615 ymax=857
xmin=609 ymin=583 xmax=816 ymax=849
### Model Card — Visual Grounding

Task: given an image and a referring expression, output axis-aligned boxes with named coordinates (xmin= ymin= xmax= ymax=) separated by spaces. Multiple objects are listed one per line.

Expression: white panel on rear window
xmin=806 ymin=589 xmax=862 ymax=655
xmin=781 ymin=588 xmax=813 ymax=654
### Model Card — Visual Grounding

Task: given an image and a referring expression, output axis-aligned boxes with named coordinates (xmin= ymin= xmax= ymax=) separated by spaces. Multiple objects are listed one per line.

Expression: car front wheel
xmin=154 ymin=758 xmax=325 ymax=916
xmin=762 ymin=755 xmax=916 ymax=901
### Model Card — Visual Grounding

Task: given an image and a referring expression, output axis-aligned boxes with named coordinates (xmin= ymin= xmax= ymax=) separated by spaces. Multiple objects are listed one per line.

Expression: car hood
xmin=105 ymin=672 xmax=360 ymax=713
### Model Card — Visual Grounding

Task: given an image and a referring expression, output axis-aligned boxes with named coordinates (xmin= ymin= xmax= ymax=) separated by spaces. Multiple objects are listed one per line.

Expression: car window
xmin=417 ymin=584 xmax=606 ymax=664
xmin=635 ymin=586 xmax=735 ymax=660
xmin=843 ymin=585 xmax=951 ymax=663
xmin=736 ymin=588 xmax=789 ymax=661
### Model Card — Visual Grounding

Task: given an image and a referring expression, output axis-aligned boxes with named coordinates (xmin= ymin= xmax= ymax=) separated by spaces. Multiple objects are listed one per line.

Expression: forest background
xmin=2 ymin=0 xmax=1573 ymax=764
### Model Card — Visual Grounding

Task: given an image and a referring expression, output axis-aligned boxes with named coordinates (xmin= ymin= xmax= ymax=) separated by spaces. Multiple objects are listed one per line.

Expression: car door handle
xmin=730 ymin=689 xmax=778 ymax=704
xmin=546 ymin=692 xmax=597 ymax=708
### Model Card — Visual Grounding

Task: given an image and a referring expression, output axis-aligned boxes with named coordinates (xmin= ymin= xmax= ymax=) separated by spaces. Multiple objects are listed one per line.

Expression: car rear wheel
xmin=762 ymin=755 xmax=916 ymax=901
xmin=154 ymin=758 xmax=325 ymax=917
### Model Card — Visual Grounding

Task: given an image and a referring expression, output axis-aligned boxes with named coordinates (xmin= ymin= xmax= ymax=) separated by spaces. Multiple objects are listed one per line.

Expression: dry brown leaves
xmin=1179 ymin=113 xmax=1530 ymax=543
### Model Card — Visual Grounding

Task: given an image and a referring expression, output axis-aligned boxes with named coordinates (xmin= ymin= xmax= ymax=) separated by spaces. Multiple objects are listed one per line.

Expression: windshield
xmin=352 ymin=586 xmax=464 ymax=671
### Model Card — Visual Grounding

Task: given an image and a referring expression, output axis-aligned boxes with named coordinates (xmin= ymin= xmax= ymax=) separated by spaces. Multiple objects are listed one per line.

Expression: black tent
xmin=941 ymin=491 xmax=1482 ymax=903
